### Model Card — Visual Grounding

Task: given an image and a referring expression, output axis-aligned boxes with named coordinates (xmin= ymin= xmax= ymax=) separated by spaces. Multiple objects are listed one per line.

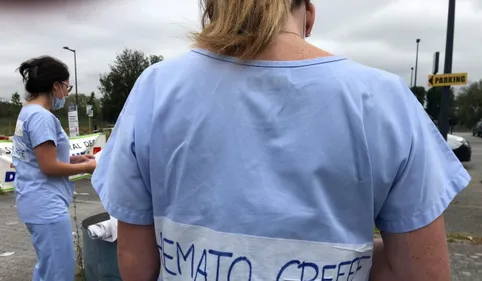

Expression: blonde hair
xmin=193 ymin=0 xmax=305 ymax=60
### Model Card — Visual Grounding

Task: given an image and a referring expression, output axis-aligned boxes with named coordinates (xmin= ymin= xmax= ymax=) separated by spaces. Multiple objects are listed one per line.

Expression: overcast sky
xmin=0 ymin=0 xmax=480 ymax=100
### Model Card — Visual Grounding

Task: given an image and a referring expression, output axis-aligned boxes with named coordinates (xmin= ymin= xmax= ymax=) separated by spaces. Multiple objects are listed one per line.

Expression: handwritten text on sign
xmin=155 ymin=217 xmax=373 ymax=281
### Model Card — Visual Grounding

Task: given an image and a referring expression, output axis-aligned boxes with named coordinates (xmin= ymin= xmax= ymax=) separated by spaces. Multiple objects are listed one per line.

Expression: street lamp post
xmin=413 ymin=39 xmax=421 ymax=87
xmin=63 ymin=46 xmax=78 ymax=106
xmin=438 ymin=0 xmax=457 ymax=140
xmin=410 ymin=67 xmax=414 ymax=88
xmin=62 ymin=46 xmax=80 ymax=137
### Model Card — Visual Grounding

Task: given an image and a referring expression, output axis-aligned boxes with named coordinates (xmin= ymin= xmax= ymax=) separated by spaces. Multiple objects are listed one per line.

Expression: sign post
xmin=68 ymin=104 xmax=80 ymax=137
xmin=432 ymin=52 xmax=440 ymax=75
xmin=86 ymin=105 xmax=94 ymax=133
xmin=438 ymin=0 xmax=457 ymax=141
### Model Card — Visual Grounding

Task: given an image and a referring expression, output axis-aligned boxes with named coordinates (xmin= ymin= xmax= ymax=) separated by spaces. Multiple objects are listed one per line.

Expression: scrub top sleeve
xmin=92 ymin=73 xmax=154 ymax=226
xmin=374 ymin=79 xmax=470 ymax=233
xmin=27 ymin=111 xmax=58 ymax=148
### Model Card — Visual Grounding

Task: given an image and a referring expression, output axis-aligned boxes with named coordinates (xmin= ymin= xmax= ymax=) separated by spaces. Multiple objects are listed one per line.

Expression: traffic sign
xmin=432 ymin=52 xmax=440 ymax=74
xmin=86 ymin=105 xmax=94 ymax=118
xmin=428 ymin=73 xmax=468 ymax=87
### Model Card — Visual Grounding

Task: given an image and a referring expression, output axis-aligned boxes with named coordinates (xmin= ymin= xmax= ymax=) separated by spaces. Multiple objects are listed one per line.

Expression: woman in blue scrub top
xmin=13 ymin=56 xmax=97 ymax=281
xmin=93 ymin=1 xmax=469 ymax=280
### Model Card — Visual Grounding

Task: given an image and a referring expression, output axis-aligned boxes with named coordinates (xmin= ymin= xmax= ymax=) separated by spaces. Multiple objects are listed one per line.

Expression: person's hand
xmin=83 ymin=159 xmax=97 ymax=174
xmin=70 ymin=154 xmax=95 ymax=164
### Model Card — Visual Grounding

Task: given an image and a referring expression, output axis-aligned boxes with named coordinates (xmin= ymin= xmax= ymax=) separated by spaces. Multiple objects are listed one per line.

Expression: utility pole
xmin=74 ymin=51 xmax=78 ymax=106
xmin=438 ymin=0 xmax=456 ymax=140
xmin=63 ymin=46 xmax=80 ymax=137
xmin=413 ymin=39 xmax=421 ymax=87
xmin=410 ymin=67 xmax=414 ymax=88
xmin=63 ymin=46 xmax=78 ymax=105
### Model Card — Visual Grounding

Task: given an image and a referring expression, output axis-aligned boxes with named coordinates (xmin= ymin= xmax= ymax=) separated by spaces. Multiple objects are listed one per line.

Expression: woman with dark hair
xmin=93 ymin=1 xmax=468 ymax=280
xmin=13 ymin=56 xmax=96 ymax=281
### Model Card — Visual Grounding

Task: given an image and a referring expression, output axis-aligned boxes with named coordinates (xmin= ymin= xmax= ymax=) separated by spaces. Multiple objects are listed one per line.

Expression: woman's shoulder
xmin=19 ymin=105 xmax=59 ymax=128
xmin=140 ymin=51 xmax=200 ymax=74
xmin=320 ymin=59 xmax=412 ymax=109
xmin=329 ymin=59 xmax=405 ymax=90
xmin=21 ymin=105 xmax=54 ymax=118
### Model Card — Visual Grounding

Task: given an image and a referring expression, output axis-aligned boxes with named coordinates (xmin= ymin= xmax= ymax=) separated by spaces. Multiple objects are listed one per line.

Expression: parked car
xmin=427 ymin=115 xmax=471 ymax=162
xmin=473 ymin=121 xmax=482 ymax=137
xmin=448 ymin=134 xmax=471 ymax=162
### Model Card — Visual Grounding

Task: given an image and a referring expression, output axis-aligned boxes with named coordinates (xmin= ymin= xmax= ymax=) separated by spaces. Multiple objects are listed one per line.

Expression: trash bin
xmin=81 ymin=212 xmax=121 ymax=281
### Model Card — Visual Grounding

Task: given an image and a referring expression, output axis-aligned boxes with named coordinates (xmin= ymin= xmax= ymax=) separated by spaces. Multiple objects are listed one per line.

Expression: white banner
xmin=0 ymin=133 xmax=106 ymax=193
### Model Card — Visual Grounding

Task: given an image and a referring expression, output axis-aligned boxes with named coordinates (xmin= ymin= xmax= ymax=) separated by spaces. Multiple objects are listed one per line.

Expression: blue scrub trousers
xmin=26 ymin=216 xmax=75 ymax=281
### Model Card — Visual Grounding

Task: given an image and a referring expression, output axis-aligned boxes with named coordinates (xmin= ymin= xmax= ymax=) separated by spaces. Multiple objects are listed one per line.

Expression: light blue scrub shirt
xmin=13 ymin=104 xmax=73 ymax=224
xmin=92 ymin=49 xmax=470 ymax=281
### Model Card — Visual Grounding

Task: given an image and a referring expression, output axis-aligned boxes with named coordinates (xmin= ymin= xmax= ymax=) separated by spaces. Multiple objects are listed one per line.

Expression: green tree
xmin=455 ymin=80 xmax=482 ymax=128
xmin=49 ymin=93 xmax=92 ymax=132
xmin=149 ymin=55 xmax=164 ymax=65
xmin=410 ymin=86 xmax=426 ymax=105
xmin=99 ymin=49 xmax=163 ymax=123
xmin=66 ymin=93 xmax=89 ymax=107
xmin=426 ymin=86 xmax=455 ymax=121
xmin=11 ymin=92 xmax=21 ymax=107
xmin=86 ymin=91 xmax=101 ymax=121
xmin=88 ymin=91 xmax=96 ymax=105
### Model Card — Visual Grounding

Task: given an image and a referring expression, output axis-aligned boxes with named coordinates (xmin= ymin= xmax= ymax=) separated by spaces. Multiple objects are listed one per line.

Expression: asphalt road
xmin=1 ymin=131 xmax=482 ymax=280
xmin=445 ymin=132 xmax=482 ymax=237
xmin=445 ymin=132 xmax=482 ymax=280
xmin=70 ymin=131 xmax=482 ymax=280
xmin=72 ymin=131 xmax=482 ymax=237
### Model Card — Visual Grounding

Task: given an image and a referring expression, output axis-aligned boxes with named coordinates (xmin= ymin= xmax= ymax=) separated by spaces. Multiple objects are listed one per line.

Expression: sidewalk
xmin=0 ymin=185 xmax=104 ymax=281
xmin=450 ymin=243 xmax=482 ymax=281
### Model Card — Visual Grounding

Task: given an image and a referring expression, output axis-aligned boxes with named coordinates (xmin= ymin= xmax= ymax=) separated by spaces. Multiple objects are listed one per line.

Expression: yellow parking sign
xmin=428 ymin=73 xmax=468 ymax=87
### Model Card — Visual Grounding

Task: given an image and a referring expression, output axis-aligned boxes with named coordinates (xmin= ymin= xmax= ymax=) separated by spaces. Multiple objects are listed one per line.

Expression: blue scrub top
xmin=13 ymin=104 xmax=73 ymax=224
xmin=92 ymin=49 xmax=470 ymax=281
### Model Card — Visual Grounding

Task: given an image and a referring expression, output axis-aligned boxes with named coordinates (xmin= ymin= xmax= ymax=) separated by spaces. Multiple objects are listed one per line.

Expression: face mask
xmin=52 ymin=95 xmax=66 ymax=110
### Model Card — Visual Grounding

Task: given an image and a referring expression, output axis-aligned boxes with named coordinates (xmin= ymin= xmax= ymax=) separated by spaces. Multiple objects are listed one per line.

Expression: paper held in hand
xmin=71 ymin=149 xmax=103 ymax=181
xmin=94 ymin=150 xmax=103 ymax=161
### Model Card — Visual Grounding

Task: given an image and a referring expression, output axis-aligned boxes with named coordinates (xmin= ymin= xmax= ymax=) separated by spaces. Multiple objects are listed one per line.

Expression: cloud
xmin=0 ymin=0 xmax=479 ymax=99
xmin=315 ymin=0 xmax=481 ymax=85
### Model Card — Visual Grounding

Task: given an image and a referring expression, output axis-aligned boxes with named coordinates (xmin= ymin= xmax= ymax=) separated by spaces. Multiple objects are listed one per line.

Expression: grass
xmin=446 ymin=233 xmax=482 ymax=244
xmin=1 ymin=119 xmax=103 ymax=136
xmin=0 ymin=119 xmax=15 ymax=136
xmin=375 ymin=228 xmax=482 ymax=244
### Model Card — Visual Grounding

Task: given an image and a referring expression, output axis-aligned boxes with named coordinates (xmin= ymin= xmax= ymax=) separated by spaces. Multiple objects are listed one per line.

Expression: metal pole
xmin=410 ymin=67 xmax=414 ymax=88
xmin=438 ymin=0 xmax=456 ymax=140
xmin=414 ymin=39 xmax=421 ymax=87
xmin=73 ymin=50 xmax=78 ymax=106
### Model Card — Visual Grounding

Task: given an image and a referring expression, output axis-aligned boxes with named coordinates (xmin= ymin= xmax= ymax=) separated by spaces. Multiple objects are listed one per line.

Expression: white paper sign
xmin=86 ymin=105 xmax=94 ymax=118
xmin=68 ymin=104 xmax=80 ymax=137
